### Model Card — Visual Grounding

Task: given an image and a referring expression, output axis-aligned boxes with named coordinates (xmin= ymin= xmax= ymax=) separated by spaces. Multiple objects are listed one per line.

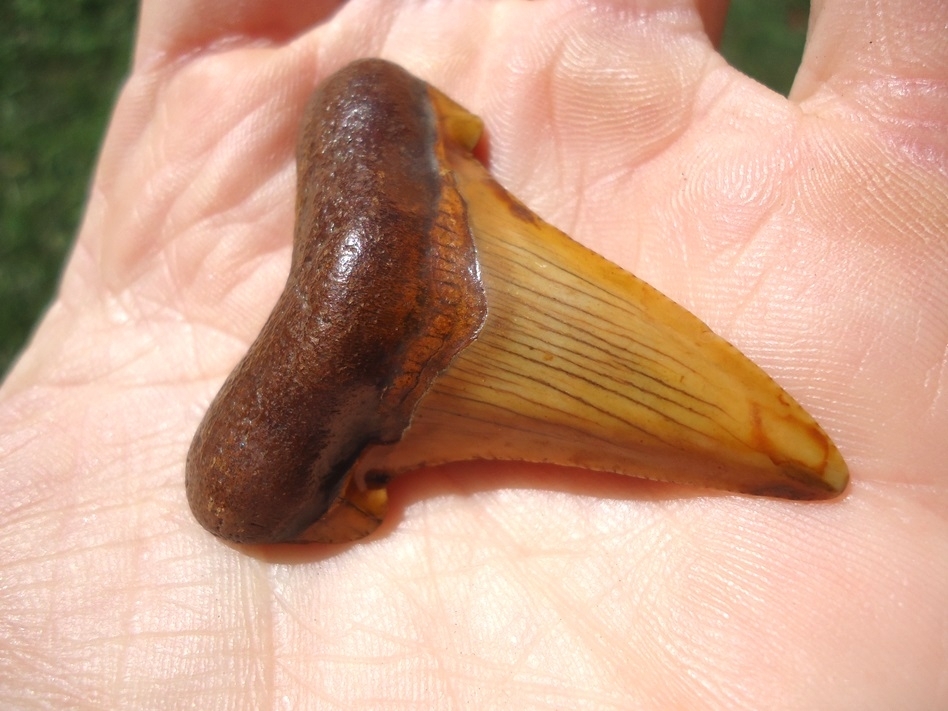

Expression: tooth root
xmin=351 ymin=120 xmax=849 ymax=503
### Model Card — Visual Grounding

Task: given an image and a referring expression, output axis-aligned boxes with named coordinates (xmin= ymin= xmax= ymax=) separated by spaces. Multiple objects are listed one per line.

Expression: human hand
xmin=1 ymin=1 xmax=945 ymax=708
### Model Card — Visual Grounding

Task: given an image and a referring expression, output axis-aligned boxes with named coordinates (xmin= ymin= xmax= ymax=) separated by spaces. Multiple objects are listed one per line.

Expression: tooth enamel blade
xmin=353 ymin=109 xmax=848 ymax=501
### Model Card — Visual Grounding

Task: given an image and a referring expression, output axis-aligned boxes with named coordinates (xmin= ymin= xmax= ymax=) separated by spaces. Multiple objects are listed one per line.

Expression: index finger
xmin=792 ymin=0 xmax=948 ymax=125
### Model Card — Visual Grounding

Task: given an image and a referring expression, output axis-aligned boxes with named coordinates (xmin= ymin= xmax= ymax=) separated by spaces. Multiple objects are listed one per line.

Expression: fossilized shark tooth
xmin=186 ymin=58 xmax=848 ymax=544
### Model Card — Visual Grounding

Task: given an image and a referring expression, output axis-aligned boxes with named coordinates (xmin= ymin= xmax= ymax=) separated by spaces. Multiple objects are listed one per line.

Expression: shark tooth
xmin=186 ymin=58 xmax=848 ymax=544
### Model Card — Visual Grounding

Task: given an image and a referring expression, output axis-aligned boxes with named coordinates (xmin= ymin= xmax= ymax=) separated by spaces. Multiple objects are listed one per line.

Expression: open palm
xmin=2 ymin=1 xmax=946 ymax=708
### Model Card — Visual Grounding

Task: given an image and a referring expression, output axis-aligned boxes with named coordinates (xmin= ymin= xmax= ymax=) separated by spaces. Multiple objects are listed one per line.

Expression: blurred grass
xmin=1 ymin=0 xmax=136 ymax=376
xmin=720 ymin=0 xmax=810 ymax=96
xmin=0 ymin=1 xmax=809 ymax=379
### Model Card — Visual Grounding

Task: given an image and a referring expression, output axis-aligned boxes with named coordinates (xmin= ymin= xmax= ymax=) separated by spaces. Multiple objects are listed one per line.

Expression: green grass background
xmin=0 ymin=0 xmax=809 ymax=378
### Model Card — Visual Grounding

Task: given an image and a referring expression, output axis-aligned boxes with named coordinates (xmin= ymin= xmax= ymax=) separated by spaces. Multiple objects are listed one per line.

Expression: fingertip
xmin=792 ymin=0 xmax=948 ymax=113
xmin=696 ymin=0 xmax=731 ymax=47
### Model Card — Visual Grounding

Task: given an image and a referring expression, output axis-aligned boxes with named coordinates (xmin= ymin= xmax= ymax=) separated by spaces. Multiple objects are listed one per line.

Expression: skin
xmin=0 ymin=0 xmax=946 ymax=708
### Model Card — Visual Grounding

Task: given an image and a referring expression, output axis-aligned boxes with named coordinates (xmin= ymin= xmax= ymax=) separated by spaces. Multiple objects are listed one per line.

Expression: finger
xmin=134 ymin=0 xmax=343 ymax=70
xmin=695 ymin=0 xmax=730 ymax=46
xmin=793 ymin=0 xmax=948 ymax=121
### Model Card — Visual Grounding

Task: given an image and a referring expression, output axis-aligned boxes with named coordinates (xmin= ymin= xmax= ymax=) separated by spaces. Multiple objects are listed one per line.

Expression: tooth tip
xmin=750 ymin=441 xmax=849 ymax=500
xmin=813 ymin=447 xmax=851 ymax=495
xmin=751 ymin=400 xmax=850 ymax=498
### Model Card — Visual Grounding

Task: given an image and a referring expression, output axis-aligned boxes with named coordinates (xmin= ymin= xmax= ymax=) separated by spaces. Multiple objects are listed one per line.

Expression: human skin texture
xmin=1 ymin=0 xmax=946 ymax=709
